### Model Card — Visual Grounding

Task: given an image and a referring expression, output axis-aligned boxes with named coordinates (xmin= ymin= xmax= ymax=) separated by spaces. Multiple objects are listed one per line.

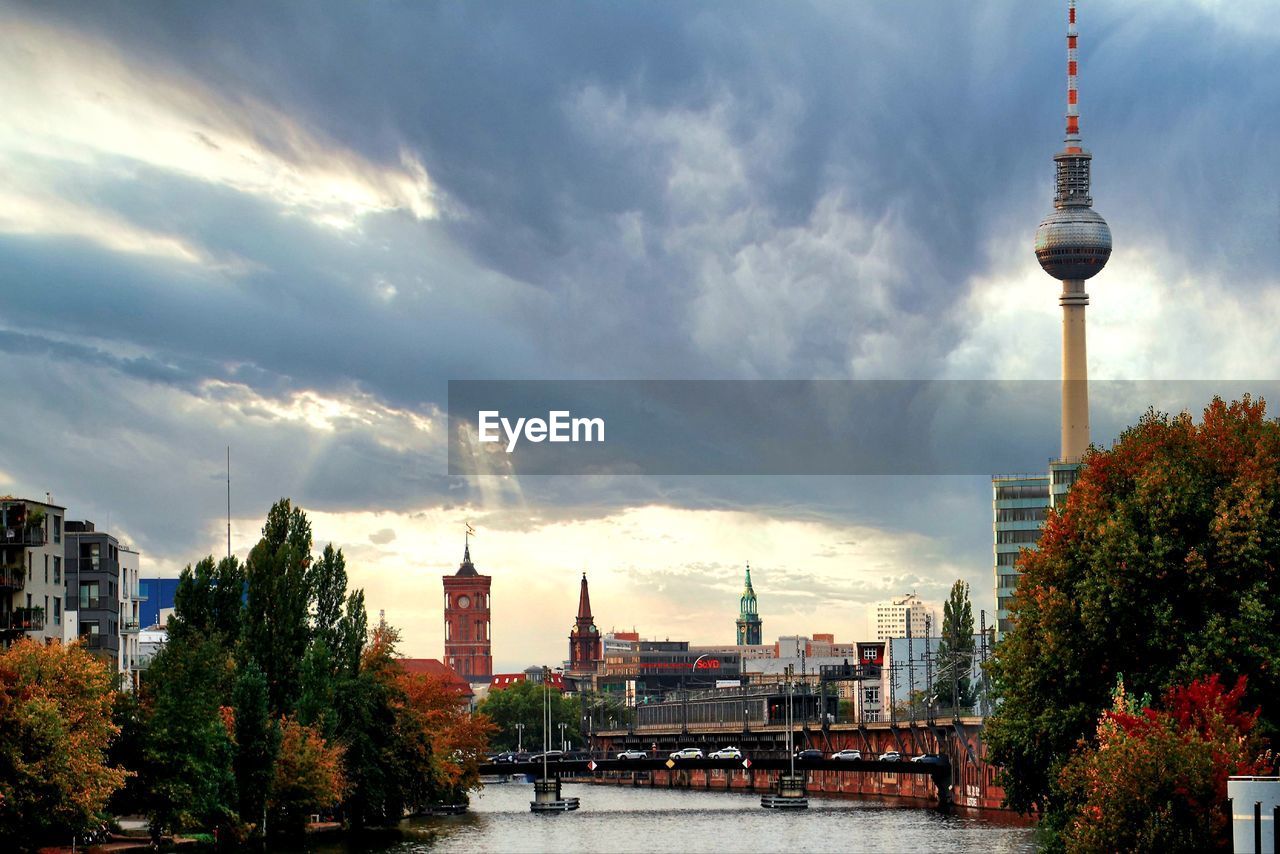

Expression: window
xmin=44 ymin=554 xmax=49 ymax=584
xmin=53 ymin=515 xmax=61 ymax=544
xmin=53 ymin=598 xmax=61 ymax=626
xmin=53 ymin=557 xmax=60 ymax=584
xmin=996 ymin=484 xmax=1049 ymax=500
xmin=997 ymin=529 xmax=1041 ymax=544
xmin=996 ymin=507 xmax=1049 ymax=523
xmin=80 ymin=581 xmax=100 ymax=609
xmin=996 ymin=552 xmax=1021 ymax=566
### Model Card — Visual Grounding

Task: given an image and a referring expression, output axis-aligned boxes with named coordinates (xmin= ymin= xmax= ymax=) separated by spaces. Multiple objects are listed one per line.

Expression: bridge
xmin=480 ymin=756 xmax=947 ymax=785
xmin=479 ymin=755 xmax=953 ymax=808
xmin=584 ymin=717 xmax=1005 ymax=810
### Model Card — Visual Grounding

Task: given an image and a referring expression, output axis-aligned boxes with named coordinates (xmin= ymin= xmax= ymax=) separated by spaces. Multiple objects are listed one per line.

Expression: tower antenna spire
xmin=1065 ymin=0 xmax=1080 ymax=147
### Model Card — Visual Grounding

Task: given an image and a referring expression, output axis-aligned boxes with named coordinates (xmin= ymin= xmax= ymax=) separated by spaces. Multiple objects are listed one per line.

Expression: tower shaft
xmin=1061 ymin=280 xmax=1089 ymax=462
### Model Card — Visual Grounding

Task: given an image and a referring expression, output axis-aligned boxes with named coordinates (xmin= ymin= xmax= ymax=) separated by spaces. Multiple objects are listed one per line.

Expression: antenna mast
xmin=226 ymin=447 xmax=231 ymax=560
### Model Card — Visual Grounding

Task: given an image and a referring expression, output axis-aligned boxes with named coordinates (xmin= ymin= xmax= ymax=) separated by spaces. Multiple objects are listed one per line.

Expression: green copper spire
xmin=736 ymin=562 xmax=763 ymax=645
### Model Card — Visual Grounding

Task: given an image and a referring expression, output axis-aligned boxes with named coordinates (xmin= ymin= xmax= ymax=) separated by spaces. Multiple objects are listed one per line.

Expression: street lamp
xmin=559 ymin=722 xmax=568 ymax=752
xmin=516 ymin=722 xmax=525 ymax=753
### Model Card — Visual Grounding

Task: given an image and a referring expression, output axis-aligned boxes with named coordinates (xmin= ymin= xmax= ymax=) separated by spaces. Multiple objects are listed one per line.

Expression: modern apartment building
xmin=65 ymin=520 xmax=144 ymax=689
xmin=0 ymin=497 xmax=67 ymax=646
xmin=118 ymin=545 xmax=144 ymax=691
xmin=870 ymin=593 xmax=933 ymax=642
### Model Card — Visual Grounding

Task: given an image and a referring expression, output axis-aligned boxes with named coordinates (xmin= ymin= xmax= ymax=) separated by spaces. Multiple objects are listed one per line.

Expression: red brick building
xmin=442 ymin=543 xmax=492 ymax=683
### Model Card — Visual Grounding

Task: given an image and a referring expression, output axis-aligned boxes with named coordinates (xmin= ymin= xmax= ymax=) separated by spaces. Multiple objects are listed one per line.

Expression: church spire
xmin=576 ymin=572 xmax=593 ymax=623
xmin=736 ymin=562 xmax=763 ymax=645
xmin=569 ymin=572 xmax=602 ymax=673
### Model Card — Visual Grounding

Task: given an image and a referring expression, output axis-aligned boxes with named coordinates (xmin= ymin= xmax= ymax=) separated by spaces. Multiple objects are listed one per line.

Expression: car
xmin=878 ymin=751 xmax=903 ymax=762
xmin=491 ymin=751 xmax=518 ymax=763
xmin=793 ymin=749 xmax=824 ymax=761
xmin=529 ymin=750 xmax=564 ymax=762
xmin=831 ymin=749 xmax=862 ymax=761
xmin=670 ymin=747 xmax=704 ymax=760
xmin=514 ymin=751 xmax=532 ymax=763
xmin=708 ymin=747 xmax=742 ymax=760
xmin=617 ymin=749 xmax=648 ymax=760
xmin=911 ymin=753 xmax=947 ymax=765
xmin=563 ymin=749 xmax=591 ymax=761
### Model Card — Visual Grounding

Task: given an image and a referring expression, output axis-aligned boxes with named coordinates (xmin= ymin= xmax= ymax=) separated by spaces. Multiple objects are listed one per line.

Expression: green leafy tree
xmin=234 ymin=660 xmax=278 ymax=839
xmin=170 ymin=555 xmax=244 ymax=646
xmin=933 ymin=580 xmax=976 ymax=709
xmin=986 ymin=397 xmax=1280 ymax=836
xmin=477 ymin=679 xmax=582 ymax=751
xmin=242 ymin=499 xmax=314 ymax=715
xmin=336 ymin=621 xmax=408 ymax=827
xmin=138 ymin=635 xmax=236 ymax=840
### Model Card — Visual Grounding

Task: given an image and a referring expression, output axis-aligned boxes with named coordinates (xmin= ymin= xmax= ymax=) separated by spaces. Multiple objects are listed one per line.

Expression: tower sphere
xmin=1035 ymin=206 xmax=1111 ymax=281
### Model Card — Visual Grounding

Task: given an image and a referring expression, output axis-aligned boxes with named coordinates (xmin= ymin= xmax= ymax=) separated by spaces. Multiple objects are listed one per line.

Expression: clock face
xmin=457 ymin=595 xmax=471 ymax=609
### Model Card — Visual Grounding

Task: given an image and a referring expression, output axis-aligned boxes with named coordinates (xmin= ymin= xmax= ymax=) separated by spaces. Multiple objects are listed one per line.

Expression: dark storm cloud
xmin=1 ymin=0 xmax=1276 ymax=587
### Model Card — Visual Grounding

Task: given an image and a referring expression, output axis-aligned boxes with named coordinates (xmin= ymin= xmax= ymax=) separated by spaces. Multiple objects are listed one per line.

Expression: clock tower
xmin=442 ymin=541 xmax=492 ymax=683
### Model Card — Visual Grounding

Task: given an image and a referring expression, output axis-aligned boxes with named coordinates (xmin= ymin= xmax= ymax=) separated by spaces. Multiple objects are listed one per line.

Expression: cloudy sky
xmin=1 ymin=1 xmax=1277 ymax=670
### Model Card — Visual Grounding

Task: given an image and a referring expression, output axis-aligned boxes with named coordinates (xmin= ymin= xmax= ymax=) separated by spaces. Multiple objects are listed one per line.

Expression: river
xmin=307 ymin=781 xmax=1037 ymax=853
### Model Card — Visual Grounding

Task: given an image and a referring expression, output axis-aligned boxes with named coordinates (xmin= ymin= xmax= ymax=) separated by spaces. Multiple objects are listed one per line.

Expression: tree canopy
xmin=986 ymin=397 xmax=1280 ymax=841
xmin=0 ymin=639 xmax=127 ymax=847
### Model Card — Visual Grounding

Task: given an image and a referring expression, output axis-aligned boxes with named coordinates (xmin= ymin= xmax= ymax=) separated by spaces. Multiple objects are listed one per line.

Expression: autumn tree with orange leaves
xmin=986 ymin=397 xmax=1280 ymax=847
xmin=0 ymin=639 xmax=128 ymax=846
xmin=396 ymin=666 xmax=495 ymax=804
xmin=269 ymin=717 xmax=346 ymax=836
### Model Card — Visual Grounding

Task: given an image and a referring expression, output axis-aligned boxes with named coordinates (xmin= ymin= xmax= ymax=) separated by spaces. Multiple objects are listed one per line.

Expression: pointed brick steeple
xmin=569 ymin=572 xmax=602 ymax=673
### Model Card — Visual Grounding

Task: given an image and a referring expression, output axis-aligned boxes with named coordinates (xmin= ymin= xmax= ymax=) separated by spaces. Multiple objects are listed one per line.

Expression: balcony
xmin=78 ymin=633 xmax=107 ymax=650
xmin=1 ymin=527 xmax=45 ymax=547
xmin=0 ymin=563 xmax=24 ymax=591
xmin=78 ymin=597 xmax=108 ymax=611
xmin=130 ymin=589 xmax=148 ymax=601
xmin=0 ymin=607 xmax=45 ymax=633
xmin=121 ymin=620 xmax=140 ymax=634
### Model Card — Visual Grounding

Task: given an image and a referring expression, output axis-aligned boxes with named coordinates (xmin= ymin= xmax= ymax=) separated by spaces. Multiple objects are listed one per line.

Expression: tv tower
xmin=1034 ymin=0 xmax=1112 ymax=463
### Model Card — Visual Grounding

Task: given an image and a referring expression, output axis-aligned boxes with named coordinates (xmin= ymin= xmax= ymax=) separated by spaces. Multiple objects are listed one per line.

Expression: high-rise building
xmin=871 ymin=593 xmax=932 ymax=642
xmin=734 ymin=563 xmax=762 ymax=645
xmin=568 ymin=572 xmax=602 ymax=673
xmin=0 ymin=497 xmax=65 ymax=646
xmin=993 ymin=0 xmax=1112 ymax=637
xmin=442 ymin=541 xmax=492 ymax=684
xmin=993 ymin=475 xmax=1051 ymax=636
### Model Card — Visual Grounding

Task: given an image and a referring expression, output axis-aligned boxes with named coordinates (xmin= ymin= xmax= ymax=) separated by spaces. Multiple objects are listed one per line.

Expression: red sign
xmin=694 ymin=658 xmax=721 ymax=670
xmin=587 ymin=760 xmax=597 ymax=771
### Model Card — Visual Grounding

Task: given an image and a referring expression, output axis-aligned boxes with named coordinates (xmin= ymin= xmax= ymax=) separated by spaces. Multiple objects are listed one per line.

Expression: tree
xmin=242 ymin=499 xmax=314 ymax=715
xmin=933 ymin=580 xmax=976 ymax=709
xmin=269 ymin=718 xmax=345 ymax=838
xmin=477 ymin=679 xmax=581 ymax=752
xmin=170 ymin=555 xmax=243 ymax=647
xmin=395 ymin=669 xmax=495 ymax=806
xmin=234 ymin=660 xmax=278 ymax=839
xmin=138 ymin=635 xmax=236 ymax=839
xmin=335 ymin=620 xmax=408 ymax=827
xmin=986 ymin=397 xmax=1280 ymax=831
xmin=1056 ymin=675 xmax=1270 ymax=852
xmin=0 ymin=639 xmax=127 ymax=847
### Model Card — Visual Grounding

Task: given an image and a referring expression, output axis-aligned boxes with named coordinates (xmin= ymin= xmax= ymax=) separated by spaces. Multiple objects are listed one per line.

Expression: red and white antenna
xmin=1065 ymin=0 xmax=1081 ymax=152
